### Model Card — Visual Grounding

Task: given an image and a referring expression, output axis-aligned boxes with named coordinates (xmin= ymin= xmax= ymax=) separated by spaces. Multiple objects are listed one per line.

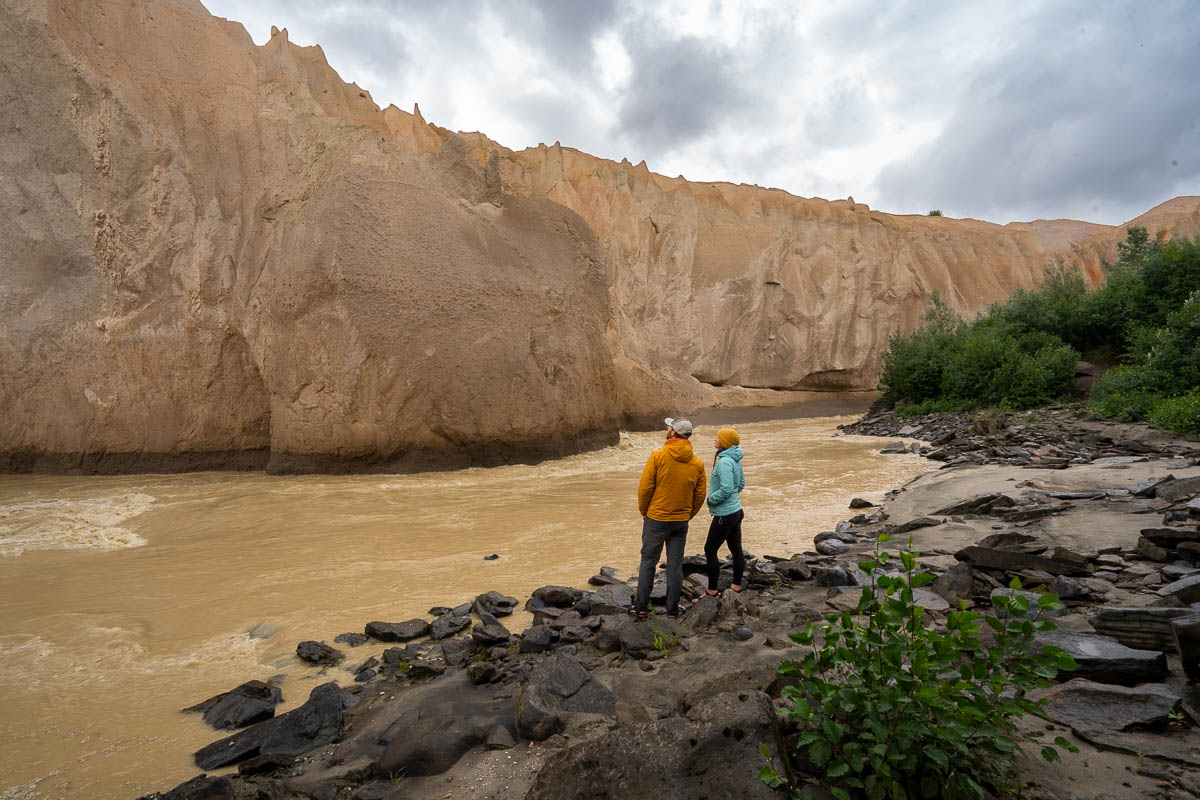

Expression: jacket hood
xmin=718 ymin=444 xmax=743 ymax=461
xmin=663 ymin=438 xmax=696 ymax=462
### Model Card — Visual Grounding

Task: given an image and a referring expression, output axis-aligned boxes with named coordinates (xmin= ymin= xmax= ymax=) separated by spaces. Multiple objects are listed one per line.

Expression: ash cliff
xmin=1 ymin=0 xmax=1197 ymax=472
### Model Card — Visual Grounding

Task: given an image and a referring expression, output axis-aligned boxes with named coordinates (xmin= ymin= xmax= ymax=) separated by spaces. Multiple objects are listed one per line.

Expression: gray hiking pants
xmin=635 ymin=517 xmax=689 ymax=614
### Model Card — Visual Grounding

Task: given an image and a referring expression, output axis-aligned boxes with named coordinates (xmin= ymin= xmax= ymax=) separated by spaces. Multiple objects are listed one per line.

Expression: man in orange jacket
xmin=632 ymin=416 xmax=707 ymax=618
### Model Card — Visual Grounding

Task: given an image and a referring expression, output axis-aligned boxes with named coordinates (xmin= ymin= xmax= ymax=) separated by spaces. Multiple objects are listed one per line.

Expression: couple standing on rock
xmin=630 ymin=416 xmax=747 ymax=619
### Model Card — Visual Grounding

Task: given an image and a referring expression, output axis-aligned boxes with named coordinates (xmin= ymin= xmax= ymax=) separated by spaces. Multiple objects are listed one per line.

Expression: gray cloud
xmin=875 ymin=1 xmax=1200 ymax=222
xmin=616 ymin=34 xmax=753 ymax=156
xmin=202 ymin=0 xmax=1198 ymax=224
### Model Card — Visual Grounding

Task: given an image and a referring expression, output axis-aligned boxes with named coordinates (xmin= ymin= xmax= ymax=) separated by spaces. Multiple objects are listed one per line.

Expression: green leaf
xmin=911 ymin=573 xmax=935 ymax=588
xmin=827 ymin=760 xmax=850 ymax=778
xmin=831 ymin=789 xmax=852 ymax=800
xmin=1041 ymin=745 xmax=1061 ymax=763
xmin=926 ymin=748 xmax=949 ymax=768
xmin=811 ymin=739 xmax=832 ymax=767
xmin=879 ymin=534 xmax=892 ymax=543
xmin=1037 ymin=593 xmax=1061 ymax=609
xmin=1008 ymin=576 xmax=1023 ymax=591
xmin=758 ymin=741 xmax=771 ymax=758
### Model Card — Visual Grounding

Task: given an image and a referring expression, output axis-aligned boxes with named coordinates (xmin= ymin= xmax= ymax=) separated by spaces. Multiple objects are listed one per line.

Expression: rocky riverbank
xmin=138 ymin=408 xmax=1200 ymax=800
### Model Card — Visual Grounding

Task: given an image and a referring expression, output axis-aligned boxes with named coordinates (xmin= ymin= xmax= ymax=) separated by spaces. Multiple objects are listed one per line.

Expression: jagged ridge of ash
xmin=1 ymin=0 xmax=1198 ymax=473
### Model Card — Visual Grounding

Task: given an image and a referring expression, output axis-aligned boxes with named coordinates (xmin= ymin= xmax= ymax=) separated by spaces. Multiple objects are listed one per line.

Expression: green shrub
xmin=893 ymin=398 xmax=978 ymax=417
xmin=878 ymin=293 xmax=961 ymax=405
xmin=1148 ymin=390 xmax=1200 ymax=434
xmin=928 ymin=210 xmax=943 ymax=217
xmin=1089 ymin=365 xmax=1158 ymax=421
xmin=759 ymin=538 xmax=1077 ymax=800
xmin=991 ymin=343 xmax=1079 ymax=409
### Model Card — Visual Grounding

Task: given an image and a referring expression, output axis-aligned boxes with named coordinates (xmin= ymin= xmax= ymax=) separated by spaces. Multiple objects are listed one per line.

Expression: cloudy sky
xmin=203 ymin=0 xmax=1198 ymax=225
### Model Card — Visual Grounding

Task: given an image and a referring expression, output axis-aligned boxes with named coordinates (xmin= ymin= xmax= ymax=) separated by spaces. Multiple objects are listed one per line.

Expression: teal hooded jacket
xmin=706 ymin=444 xmax=745 ymax=516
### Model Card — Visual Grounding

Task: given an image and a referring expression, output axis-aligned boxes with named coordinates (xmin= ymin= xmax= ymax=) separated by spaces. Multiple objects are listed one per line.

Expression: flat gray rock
xmin=1043 ymin=678 xmax=1178 ymax=733
xmin=1039 ymin=631 xmax=1168 ymax=685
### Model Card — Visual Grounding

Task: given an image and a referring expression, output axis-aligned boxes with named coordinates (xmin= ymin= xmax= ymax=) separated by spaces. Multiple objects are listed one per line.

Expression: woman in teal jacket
xmin=699 ymin=428 xmax=746 ymax=598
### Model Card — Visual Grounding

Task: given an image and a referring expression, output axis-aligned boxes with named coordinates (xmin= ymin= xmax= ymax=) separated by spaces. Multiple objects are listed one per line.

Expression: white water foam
xmin=0 ymin=492 xmax=155 ymax=557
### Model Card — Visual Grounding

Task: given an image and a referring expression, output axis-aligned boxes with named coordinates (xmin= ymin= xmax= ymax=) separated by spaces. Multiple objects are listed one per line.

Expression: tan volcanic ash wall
xmin=0 ymin=0 xmax=618 ymax=472
xmin=1 ymin=0 xmax=1197 ymax=472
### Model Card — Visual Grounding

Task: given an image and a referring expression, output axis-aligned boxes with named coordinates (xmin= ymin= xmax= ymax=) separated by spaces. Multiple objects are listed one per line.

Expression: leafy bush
xmin=991 ymin=343 xmax=1079 ymax=409
xmin=1148 ymin=390 xmax=1200 ymax=434
xmin=1089 ymin=365 xmax=1157 ymax=421
xmin=928 ymin=210 xmax=943 ymax=217
xmin=893 ymin=398 xmax=977 ymax=417
xmin=760 ymin=538 xmax=1077 ymax=800
xmin=878 ymin=293 xmax=961 ymax=406
xmin=878 ymin=228 xmax=1200 ymax=431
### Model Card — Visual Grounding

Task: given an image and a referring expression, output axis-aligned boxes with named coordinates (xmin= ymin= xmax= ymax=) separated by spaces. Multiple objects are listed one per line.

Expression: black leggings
xmin=704 ymin=509 xmax=745 ymax=591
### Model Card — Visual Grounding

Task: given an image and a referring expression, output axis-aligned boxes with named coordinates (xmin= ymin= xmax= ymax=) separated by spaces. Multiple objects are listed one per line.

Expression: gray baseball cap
xmin=665 ymin=417 xmax=693 ymax=436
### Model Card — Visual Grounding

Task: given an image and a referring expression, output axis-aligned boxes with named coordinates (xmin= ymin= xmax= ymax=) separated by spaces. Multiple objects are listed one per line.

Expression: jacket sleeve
xmin=637 ymin=452 xmax=657 ymax=517
xmin=737 ymin=462 xmax=746 ymax=493
xmin=706 ymin=459 xmax=733 ymax=506
xmin=691 ymin=460 xmax=708 ymax=518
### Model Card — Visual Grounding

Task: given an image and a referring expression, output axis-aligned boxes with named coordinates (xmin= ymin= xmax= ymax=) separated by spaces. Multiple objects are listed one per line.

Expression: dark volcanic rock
xmin=429 ymin=614 xmax=471 ymax=640
xmin=815 ymin=566 xmax=859 ymax=587
xmin=194 ymin=682 xmax=343 ymax=770
xmin=955 ymin=545 xmax=1090 ymax=576
xmin=471 ymin=623 xmax=512 ymax=647
xmin=849 ymin=497 xmax=876 ymax=509
xmin=486 ymin=724 xmax=516 ymax=750
xmin=815 ymin=538 xmax=849 ymax=556
xmin=333 ymin=632 xmax=369 ymax=647
xmin=932 ymin=562 xmax=974 ymax=606
xmin=525 ymin=690 xmax=780 ymax=800
xmin=515 ymin=684 xmax=566 ymax=741
xmin=138 ymin=774 xmax=235 ymax=800
xmin=376 ymin=673 xmax=517 ymax=777
xmin=296 ymin=640 xmax=344 ymax=665
xmin=440 ymin=639 xmax=471 ymax=667
xmin=365 ymin=619 xmax=430 ymax=642
xmin=587 ymin=583 xmax=633 ymax=616
xmin=532 ymin=585 xmax=584 ymax=607
xmin=183 ymin=679 xmax=282 ymax=731
xmin=1038 ymin=632 xmax=1168 ymax=686
xmin=473 ymin=590 xmax=519 ymax=617
xmin=526 ymin=653 xmax=616 ymax=714
xmin=520 ymin=624 xmax=557 ymax=653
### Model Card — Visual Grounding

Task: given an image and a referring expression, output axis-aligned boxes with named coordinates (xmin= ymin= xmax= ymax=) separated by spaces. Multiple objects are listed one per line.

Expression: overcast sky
xmin=203 ymin=0 xmax=1198 ymax=225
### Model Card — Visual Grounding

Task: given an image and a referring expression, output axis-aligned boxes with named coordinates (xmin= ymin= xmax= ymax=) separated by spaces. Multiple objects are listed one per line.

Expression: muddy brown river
xmin=0 ymin=415 xmax=927 ymax=799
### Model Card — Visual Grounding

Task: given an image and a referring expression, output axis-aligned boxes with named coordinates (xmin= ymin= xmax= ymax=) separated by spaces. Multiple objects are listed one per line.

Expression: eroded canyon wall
xmin=1 ymin=0 xmax=1197 ymax=471
xmin=1 ymin=0 xmax=617 ymax=472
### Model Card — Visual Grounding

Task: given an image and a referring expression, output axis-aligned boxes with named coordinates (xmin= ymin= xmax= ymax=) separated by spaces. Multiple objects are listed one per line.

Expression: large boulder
xmin=429 ymin=615 xmax=471 ymax=640
xmin=473 ymin=591 xmax=519 ymax=617
xmin=1038 ymin=632 xmax=1168 ymax=686
xmin=525 ymin=690 xmax=780 ymax=800
xmin=587 ymin=584 xmax=633 ymax=616
xmin=182 ymin=680 xmax=283 ymax=730
xmin=193 ymin=682 xmax=344 ymax=770
xmin=525 ymin=654 xmax=616 ymax=715
xmin=296 ymin=640 xmax=344 ymax=665
xmin=365 ymin=619 xmax=430 ymax=642
xmin=376 ymin=674 xmax=517 ymax=776
xmin=532 ymin=585 xmax=584 ymax=608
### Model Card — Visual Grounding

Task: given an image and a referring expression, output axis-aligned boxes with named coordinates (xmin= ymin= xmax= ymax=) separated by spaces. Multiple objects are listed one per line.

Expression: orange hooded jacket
xmin=637 ymin=438 xmax=707 ymax=521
